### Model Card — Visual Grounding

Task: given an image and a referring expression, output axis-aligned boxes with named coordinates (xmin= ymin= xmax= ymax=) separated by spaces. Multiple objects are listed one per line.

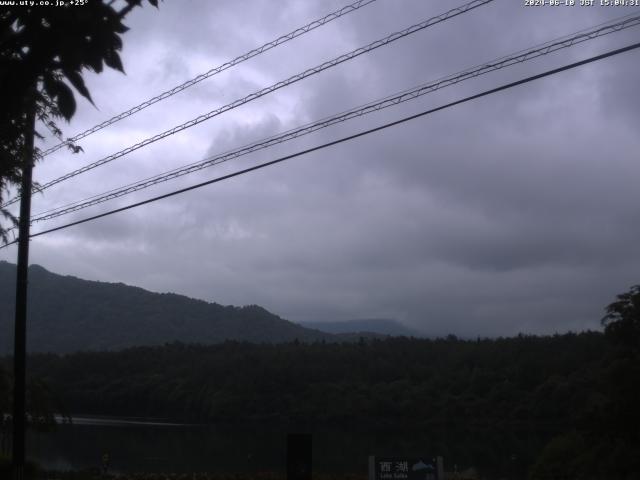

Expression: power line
xmin=28 ymin=12 xmax=640 ymax=224
xmin=1 ymin=0 xmax=494 ymax=208
xmin=39 ymin=0 xmax=379 ymax=158
xmin=3 ymin=40 xmax=637 ymax=249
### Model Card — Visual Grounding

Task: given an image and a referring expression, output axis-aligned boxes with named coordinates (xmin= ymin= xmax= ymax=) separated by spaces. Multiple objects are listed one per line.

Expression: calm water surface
xmin=25 ymin=416 xmax=539 ymax=476
xmin=28 ymin=416 xmax=287 ymax=474
xmin=26 ymin=416 xmax=427 ymax=474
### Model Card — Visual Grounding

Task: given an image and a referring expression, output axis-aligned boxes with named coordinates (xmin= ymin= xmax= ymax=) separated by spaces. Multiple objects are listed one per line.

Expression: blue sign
xmin=370 ymin=457 xmax=441 ymax=480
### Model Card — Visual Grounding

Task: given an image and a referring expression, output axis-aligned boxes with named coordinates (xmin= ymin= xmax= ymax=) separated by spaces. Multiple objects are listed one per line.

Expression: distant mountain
xmin=299 ymin=318 xmax=423 ymax=337
xmin=0 ymin=261 xmax=334 ymax=354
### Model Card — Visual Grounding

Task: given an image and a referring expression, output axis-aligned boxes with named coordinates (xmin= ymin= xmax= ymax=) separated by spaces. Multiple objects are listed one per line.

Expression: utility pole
xmin=12 ymin=100 xmax=36 ymax=480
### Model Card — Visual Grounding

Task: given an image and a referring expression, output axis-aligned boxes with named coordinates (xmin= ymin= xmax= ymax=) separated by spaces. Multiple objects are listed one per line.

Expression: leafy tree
xmin=528 ymin=432 xmax=587 ymax=480
xmin=0 ymin=0 xmax=159 ymax=242
xmin=599 ymin=285 xmax=640 ymax=451
xmin=0 ymin=363 xmax=68 ymax=437
xmin=601 ymin=284 xmax=640 ymax=352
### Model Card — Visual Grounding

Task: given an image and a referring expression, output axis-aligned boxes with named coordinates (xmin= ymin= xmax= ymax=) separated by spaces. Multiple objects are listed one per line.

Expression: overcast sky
xmin=2 ymin=0 xmax=640 ymax=336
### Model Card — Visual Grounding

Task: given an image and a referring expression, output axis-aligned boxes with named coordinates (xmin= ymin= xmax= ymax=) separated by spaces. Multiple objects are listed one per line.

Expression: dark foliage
xmin=1 ymin=333 xmax=620 ymax=477
xmin=0 ymin=362 xmax=69 ymax=438
xmin=3 ymin=327 xmax=636 ymax=478
xmin=20 ymin=334 xmax=607 ymax=429
xmin=602 ymin=284 xmax=640 ymax=352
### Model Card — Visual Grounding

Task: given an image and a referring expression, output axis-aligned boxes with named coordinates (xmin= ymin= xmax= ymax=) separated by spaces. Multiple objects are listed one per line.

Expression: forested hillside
xmin=0 ymin=262 xmax=333 ymax=353
xmin=2 ymin=331 xmax=637 ymax=478
xmin=22 ymin=334 xmax=606 ymax=428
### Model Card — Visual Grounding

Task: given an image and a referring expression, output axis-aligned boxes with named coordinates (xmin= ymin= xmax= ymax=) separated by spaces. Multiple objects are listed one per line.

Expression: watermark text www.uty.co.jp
xmin=0 ymin=0 xmax=88 ymax=7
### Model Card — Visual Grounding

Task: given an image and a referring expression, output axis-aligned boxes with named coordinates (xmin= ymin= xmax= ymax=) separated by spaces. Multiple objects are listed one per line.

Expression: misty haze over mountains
xmin=0 ymin=261 xmax=419 ymax=354
xmin=299 ymin=318 xmax=423 ymax=337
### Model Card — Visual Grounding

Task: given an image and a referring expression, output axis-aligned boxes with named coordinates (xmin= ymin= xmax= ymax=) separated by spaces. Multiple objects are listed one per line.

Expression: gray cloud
xmin=3 ymin=0 xmax=640 ymax=337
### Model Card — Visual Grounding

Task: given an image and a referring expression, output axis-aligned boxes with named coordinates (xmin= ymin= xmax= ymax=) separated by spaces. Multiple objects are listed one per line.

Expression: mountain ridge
xmin=0 ymin=261 xmax=335 ymax=354
xmin=298 ymin=318 xmax=422 ymax=337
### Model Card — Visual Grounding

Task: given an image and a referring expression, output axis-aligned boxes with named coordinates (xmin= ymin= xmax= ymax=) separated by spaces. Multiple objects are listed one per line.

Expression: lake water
xmin=23 ymin=415 xmax=540 ymax=476
xmin=27 ymin=416 xmax=290 ymax=474
xmin=25 ymin=416 xmax=432 ymax=475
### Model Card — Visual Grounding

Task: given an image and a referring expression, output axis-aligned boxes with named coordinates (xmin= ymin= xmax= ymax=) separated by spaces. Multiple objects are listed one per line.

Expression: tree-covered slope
xmin=0 ymin=261 xmax=332 ymax=354
xmin=11 ymin=332 xmax=630 ymax=478
xmin=28 ymin=334 xmax=609 ymax=428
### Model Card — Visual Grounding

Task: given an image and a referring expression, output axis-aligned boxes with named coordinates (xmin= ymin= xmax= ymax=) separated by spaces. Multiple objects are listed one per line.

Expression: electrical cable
xmin=28 ymin=12 xmax=640 ymax=223
xmin=39 ymin=0 xmax=380 ymax=158
xmin=1 ymin=0 xmax=494 ymax=208
xmin=2 ymin=40 xmax=637 ymax=249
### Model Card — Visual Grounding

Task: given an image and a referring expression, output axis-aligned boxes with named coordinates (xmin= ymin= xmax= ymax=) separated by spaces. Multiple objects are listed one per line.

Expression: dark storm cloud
xmin=2 ymin=0 xmax=639 ymax=336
